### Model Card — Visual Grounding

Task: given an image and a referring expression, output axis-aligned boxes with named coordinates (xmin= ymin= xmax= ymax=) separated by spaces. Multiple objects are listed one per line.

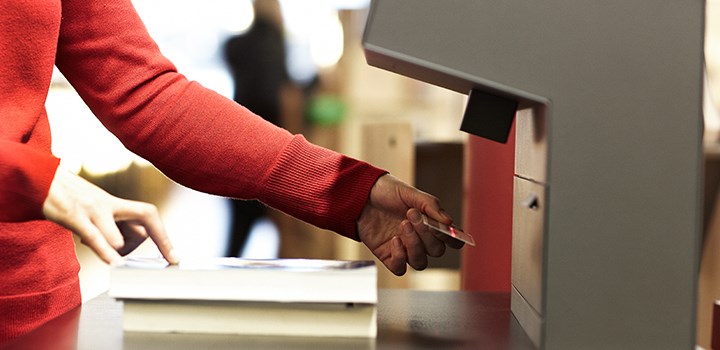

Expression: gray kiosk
xmin=363 ymin=1 xmax=705 ymax=349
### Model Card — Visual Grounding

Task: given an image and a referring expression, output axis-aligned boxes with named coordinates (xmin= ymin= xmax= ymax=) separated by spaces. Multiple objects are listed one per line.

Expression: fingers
xmin=94 ymin=214 xmax=126 ymax=250
xmin=75 ymin=201 xmax=173 ymax=265
xmin=438 ymin=232 xmax=465 ymax=249
xmin=400 ymin=220 xmax=428 ymax=271
xmin=407 ymin=209 xmax=446 ymax=257
xmin=359 ymin=174 xmax=468 ymax=275
xmin=75 ymin=219 xmax=124 ymax=265
xmin=116 ymin=222 xmax=148 ymax=256
xmin=423 ymin=204 xmax=452 ymax=226
xmin=394 ymin=179 xmax=452 ymax=226
xmin=42 ymin=167 xmax=177 ymax=265
xmin=114 ymin=201 xmax=179 ymax=264
xmin=386 ymin=236 xmax=408 ymax=276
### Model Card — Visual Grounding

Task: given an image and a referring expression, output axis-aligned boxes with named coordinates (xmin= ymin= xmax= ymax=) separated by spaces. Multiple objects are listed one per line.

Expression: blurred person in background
xmin=223 ymin=0 xmax=299 ymax=257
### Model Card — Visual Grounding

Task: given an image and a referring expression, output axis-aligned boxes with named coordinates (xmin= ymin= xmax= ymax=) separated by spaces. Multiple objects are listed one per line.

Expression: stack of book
xmin=109 ymin=257 xmax=378 ymax=338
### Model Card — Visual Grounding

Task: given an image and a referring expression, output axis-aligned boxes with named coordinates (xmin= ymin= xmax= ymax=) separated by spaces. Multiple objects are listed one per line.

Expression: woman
xmin=0 ymin=0 xmax=461 ymax=341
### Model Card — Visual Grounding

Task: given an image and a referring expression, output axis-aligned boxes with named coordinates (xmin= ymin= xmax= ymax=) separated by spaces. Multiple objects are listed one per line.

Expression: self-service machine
xmin=363 ymin=1 xmax=705 ymax=349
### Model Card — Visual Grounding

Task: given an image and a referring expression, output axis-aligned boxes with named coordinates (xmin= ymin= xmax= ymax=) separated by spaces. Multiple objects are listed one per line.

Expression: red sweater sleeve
xmin=0 ymin=141 xmax=60 ymax=222
xmin=54 ymin=0 xmax=386 ymax=240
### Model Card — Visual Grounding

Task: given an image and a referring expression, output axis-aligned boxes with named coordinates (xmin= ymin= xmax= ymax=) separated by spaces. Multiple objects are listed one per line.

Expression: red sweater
xmin=0 ymin=0 xmax=385 ymax=340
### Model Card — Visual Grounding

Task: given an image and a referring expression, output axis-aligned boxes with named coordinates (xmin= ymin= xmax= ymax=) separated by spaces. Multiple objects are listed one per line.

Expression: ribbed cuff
xmin=262 ymin=136 xmax=387 ymax=240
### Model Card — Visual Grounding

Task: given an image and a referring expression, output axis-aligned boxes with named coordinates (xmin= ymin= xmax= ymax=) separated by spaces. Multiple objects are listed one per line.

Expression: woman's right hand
xmin=42 ymin=167 xmax=178 ymax=265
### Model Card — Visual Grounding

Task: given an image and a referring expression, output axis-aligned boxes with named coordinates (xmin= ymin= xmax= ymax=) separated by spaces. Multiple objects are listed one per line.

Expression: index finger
xmin=410 ymin=191 xmax=453 ymax=226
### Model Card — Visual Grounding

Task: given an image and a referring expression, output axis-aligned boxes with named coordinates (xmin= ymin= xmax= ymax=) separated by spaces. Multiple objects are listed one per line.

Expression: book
xmin=109 ymin=257 xmax=378 ymax=338
xmin=109 ymin=257 xmax=378 ymax=304
xmin=121 ymin=299 xmax=377 ymax=338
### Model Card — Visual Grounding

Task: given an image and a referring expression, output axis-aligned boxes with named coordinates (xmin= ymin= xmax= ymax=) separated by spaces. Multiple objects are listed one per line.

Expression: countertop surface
xmin=7 ymin=289 xmax=536 ymax=350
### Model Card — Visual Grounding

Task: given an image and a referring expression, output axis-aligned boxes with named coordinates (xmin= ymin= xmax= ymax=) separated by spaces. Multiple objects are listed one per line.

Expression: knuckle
xmin=133 ymin=202 xmax=159 ymax=218
xmin=109 ymin=238 xmax=125 ymax=250
xmin=411 ymin=256 xmax=428 ymax=271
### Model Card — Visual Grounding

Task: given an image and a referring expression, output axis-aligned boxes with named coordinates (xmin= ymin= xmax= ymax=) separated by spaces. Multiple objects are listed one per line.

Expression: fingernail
xmin=168 ymin=249 xmax=181 ymax=264
xmin=110 ymin=258 xmax=126 ymax=267
xmin=393 ymin=236 xmax=402 ymax=247
xmin=408 ymin=210 xmax=423 ymax=225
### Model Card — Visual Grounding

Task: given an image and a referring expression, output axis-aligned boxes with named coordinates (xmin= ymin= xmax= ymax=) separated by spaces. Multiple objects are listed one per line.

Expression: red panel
xmin=461 ymin=123 xmax=516 ymax=292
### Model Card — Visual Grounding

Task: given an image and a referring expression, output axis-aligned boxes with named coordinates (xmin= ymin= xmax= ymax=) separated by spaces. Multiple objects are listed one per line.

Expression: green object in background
xmin=305 ymin=95 xmax=346 ymax=126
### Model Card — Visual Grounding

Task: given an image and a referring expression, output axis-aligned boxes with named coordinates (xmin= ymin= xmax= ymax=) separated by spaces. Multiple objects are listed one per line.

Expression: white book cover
xmin=109 ymin=257 xmax=378 ymax=304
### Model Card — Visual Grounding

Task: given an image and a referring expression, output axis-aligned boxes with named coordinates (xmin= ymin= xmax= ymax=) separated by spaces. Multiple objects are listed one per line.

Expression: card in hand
xmin=421 ymin=215 xmax=476 ymax=247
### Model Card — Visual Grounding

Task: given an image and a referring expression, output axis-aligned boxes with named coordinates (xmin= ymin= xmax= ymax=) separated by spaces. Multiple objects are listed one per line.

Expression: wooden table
xmin=7 ymin=290 xmax=536 ymax=350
